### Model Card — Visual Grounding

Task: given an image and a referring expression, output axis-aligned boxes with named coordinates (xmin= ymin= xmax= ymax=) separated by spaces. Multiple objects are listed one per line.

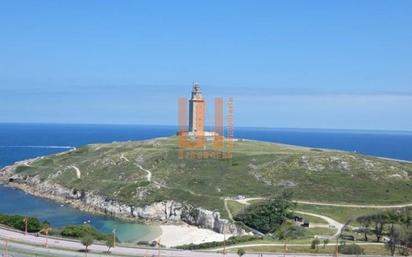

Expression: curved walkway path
xmin=135 ymin=163 xmax=152 ymax=182
xmin=294 ymin=211 xmax=342 ymax=238
xmin=293 ymin=200 xmax=412 ymax=209
xmin=234 ymin=197 xmax=412 ymax=209
xmin=119 ymin=152 xmax=152 ymax=182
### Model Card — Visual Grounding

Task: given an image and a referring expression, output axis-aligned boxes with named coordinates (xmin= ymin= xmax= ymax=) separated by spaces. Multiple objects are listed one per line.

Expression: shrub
xmin=237 ymin=248 xmax=246 ymax=256
xmin=137 ymin=241 xmax=151 ymax=246
xmin=60 ymin=224 xmax=110 ymax=241
xmin=15 ymin=165 xmax=31 ymax=173
xmin=276 ymin=223 xmax=305 ymax=240
xmin=311 ymin=238 xmax=320 ymax=250
xmin=323 ymin=238 xmax=330 ymax=248
xmin=176 ymin=235 xmax=260 ymax=250
xmin=338 ymin=243 xmax=364 ymax=255
xmin=0 ymin=214 xmax=46 ymax=232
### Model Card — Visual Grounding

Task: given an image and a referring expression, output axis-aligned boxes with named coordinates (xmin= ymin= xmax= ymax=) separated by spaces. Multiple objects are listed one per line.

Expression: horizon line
xmin=1 ymin=121 xmax=412 ymax=135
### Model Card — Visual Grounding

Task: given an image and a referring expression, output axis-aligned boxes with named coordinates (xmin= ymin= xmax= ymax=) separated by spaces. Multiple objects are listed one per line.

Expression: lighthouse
xmin=188 ymin=82 xmax=205 ymax=136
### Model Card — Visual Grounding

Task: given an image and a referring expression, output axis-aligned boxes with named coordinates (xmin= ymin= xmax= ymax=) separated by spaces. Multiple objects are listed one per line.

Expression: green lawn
xmin=295 ymin=213 xmax=329 ymax=224
xmin=226 ymin=200 xmax=246 ymax=216
xmin=228 ymin=244 xmax=387 ymax=255
xmin=295 ymin=203 xmax=389 ymax=224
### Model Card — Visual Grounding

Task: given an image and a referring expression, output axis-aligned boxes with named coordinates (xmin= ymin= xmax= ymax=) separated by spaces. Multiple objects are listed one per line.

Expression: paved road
xmin=1 ymin=227 xmax=388 ymax=257
xmin=0 ymin=227 xmax=321 ymax=257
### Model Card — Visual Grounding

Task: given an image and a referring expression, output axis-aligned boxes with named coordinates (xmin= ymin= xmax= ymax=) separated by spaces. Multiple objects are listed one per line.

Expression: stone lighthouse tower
xmin=189 ymin=82 xmax=205 ymax=135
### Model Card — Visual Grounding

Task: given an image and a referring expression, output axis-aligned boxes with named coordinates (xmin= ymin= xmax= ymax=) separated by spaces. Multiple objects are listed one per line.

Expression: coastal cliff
xmin=0 ymin=163 xmax=245 ymax=235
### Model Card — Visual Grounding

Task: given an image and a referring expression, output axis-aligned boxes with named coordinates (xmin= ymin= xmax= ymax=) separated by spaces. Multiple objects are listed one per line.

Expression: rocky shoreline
xmin=0 ymin=160 xmax=246 ymax=236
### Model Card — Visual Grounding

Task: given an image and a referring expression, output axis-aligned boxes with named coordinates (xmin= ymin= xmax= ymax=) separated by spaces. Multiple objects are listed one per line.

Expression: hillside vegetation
xmin=9 ymin=136 xmax=412 ymax=214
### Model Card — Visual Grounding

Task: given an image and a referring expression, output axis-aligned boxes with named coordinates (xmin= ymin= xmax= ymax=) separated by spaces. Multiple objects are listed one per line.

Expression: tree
xmin=385 ymin=212 xmax=402 ymax=256
xmin=397 ymin=225 xmax=412 ymax=256
xmin=106 ymin=237 xmax=115 ymax=253
xmin=311 ymin=238 xmax=320 ymax=251
xmin=235 ymin=191 xmax=295 ymax=233
xmin=81 ymin=235 xmax=94 ymax=253
xmin=323 ymin=238 xmax=329 ymax=248
xmin=357 ymin=215 xmax=372 ymax=241
xmin=386 ymin=224 xmax=402 ymax=256
xmin=237 ymin=248 xmax=246 ymax=257
xmin=371 ymin=214 xmax=386 ymax=242
xmin=357 ymin=209 xmax=412 ymax=255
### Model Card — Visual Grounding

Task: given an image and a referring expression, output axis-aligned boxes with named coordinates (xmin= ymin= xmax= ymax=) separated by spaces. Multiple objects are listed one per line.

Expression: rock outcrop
xmin=181 ymin=205 xmax=243 ymax=234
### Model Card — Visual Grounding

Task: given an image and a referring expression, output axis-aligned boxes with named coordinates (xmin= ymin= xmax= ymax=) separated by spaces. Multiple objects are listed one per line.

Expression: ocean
xmin=1 ymin=123 xmax=412 ymax=242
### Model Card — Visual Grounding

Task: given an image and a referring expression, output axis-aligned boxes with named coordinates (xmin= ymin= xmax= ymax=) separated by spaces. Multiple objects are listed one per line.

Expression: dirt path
xmin=234 ymin=197 xmax=412 ymax=209
xmin=294 ymin=211 xmax=342 ymax=238
xmin=119 ymin=153 xmax=152 ymax=182
xmin=224 ymin=198 xmax=234 ymax=221
xmin=294 ymin=200 xmax=412 ymax=209
xmin=70 ymin=165 xmax=81 ymax=179
xmin=120 ymin=153 xmax=129 ymax=162
xmin=135 ymin=163 xmax=152 ymax=182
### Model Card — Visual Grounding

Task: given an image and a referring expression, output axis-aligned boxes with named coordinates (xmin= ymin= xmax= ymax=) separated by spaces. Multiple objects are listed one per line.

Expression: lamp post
xmin=112 ymin=228 xmax=116 ymax=249
xmin=24 ymin=216 xmax=28 ymax=235
xmin=157 ymin=238 xmax=161 ymax=257
xmin=3 ymin=239 xmax=9 ymax=257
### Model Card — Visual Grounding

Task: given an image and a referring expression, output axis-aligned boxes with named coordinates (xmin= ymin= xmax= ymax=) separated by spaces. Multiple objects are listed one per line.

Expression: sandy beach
xmin=156 ymin=224 xmax=232 ymax=247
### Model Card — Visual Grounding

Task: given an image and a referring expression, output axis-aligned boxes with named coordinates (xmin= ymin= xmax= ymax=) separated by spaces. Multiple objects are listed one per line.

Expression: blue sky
xmin=0 ymin=0 xmax=411 ymax=130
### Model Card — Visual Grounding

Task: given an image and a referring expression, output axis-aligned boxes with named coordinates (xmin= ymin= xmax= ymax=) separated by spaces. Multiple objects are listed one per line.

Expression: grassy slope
xmin=11 ymin=136 xmax=412 ymax=216
xmin=230 ymin=244 xmax=387 ymax=255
